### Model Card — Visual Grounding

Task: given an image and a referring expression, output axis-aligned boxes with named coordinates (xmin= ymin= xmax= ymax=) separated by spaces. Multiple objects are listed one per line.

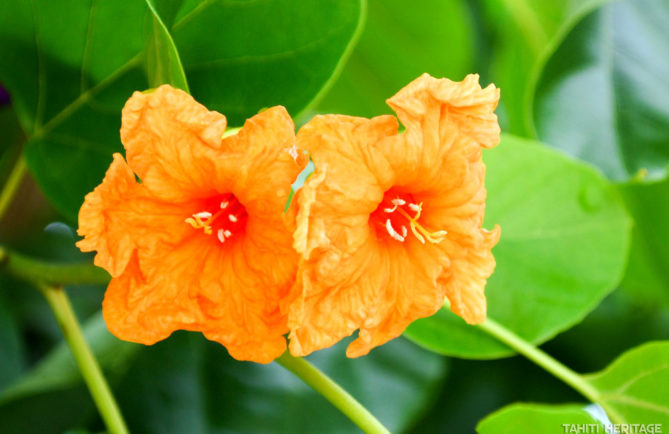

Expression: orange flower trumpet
xmin=288 ymin=73 xmax=501 ymax=358
xmin=77 ymin=85 xmax=307 ymax=363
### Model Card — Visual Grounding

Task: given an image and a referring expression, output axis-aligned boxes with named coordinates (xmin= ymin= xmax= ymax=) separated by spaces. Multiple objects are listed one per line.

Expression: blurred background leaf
xmin=405 ymin=135 xmax=631 ymax=358
xmin=531 ymin=0 xmax=669 ymax=181
xmin=0 ymin=325 xmax=446 ymax=434
xmin=113 ymin=334 xmax=445 ymax=434
xmin=0 ymin=312 xmax=138 ymax=434
xmin=314 ymin=0 xmax=475 ymax=119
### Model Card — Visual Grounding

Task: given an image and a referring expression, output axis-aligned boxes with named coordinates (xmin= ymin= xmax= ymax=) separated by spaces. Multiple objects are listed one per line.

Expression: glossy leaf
xmin=585 ymin=341 xmax=669 ymax=425
xmin=144 ymin=0 xmax=189 ymax=92
xmin=531 ymin=0 xmax=669 ymax=181
xmin=173 ymin=0 xmax=364 ymax=124
xmin=405 ymin=134 xmax=631 ymax=358
xmin=480 ymin=0 xmax=612 ymax=134
xmin=0 ymin=0 xmax=363 ymax=219
xmin=477 ymin=403 xmax=602 ymax=434
xmin=315 ymin=0 xmax=475 ymax=119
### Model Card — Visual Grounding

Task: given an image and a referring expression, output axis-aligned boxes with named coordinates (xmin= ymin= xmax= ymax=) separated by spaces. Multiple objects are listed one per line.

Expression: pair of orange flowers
xmin=77 ymin=74 xmax=501 ymax=364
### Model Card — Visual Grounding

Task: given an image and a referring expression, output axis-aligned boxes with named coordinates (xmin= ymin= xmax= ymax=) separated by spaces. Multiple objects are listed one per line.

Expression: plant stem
xmin=477 ymin=317 xmax=627 ymax=423
xmin=39 ymin=285 xmax=128 ymax=434
xmin=276 ymin=352 xmax=390 ymax=434
xmin=0 ymin=245 xmax=110 ymax=286
xmin=478 ymin=318 xmax=600 ymax=401
xmin=0 ymin=155 xmax=27 ymax=221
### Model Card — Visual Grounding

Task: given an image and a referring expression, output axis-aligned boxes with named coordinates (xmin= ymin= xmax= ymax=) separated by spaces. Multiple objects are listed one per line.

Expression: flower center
xmin=370 ymin=190 xmax=447 ymax=244
xmin=185 ymin=193 xmax=248 ymax=243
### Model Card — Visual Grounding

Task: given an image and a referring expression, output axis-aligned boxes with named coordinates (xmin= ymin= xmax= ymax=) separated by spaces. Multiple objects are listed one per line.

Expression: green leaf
xmin=114 ymin=334 xmax=445 ymax=434
xmin=617 ymin=178 xmax=669 ymax=306
xmin=480 ymin=0 xmax=612 ymax=134
xmin=618 ymin=179 xmax=669 ymax=306
xmin=530 ymin=0 xmax=669 ymax=181
xmin=0 ymin=0 xmax=364 ymax=220
xmin=477 ymin=403 xmax=603 ymax=434
xmin=144 ymin=0 xmax=189 ymax=92
xmin=315 ymin=0 xmax=475 ymax=118
xmin=0 ymin=311 xmax=139 ymax=434
xmin=173 ymin=0 xmax=365 ymax=125
xmin=585 ymin=341 xmax=669 ymax=425
xmin=405 ymin=134 xmax=631 ymax=358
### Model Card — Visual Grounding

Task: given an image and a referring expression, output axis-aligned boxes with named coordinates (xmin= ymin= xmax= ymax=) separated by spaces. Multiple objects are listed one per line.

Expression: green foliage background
xmin=0 ymin=0 xmax=668 ymax=432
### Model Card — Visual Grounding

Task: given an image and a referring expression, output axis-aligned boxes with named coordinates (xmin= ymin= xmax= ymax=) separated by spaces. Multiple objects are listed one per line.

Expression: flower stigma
xmin=185 ymin=193 xmax=247 ymax=243
xmin=371 ymin=191 xmax=447 ymax=244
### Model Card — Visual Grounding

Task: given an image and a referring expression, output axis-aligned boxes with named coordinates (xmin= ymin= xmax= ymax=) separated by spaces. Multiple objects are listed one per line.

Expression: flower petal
xmin=221 ymin=106 xmax=308 ymax=214
xmin=105 ymin=225 xmax=295 ymax=363
xmin=121 ymin=85 xmax=228 ymax=202
xmin=77 ymin=153 xmax=196 ymax=278
xmin=76 ymin=154 xmax=136 ymax=277
xmin=387 ymin=73 xmax=500 ymax=151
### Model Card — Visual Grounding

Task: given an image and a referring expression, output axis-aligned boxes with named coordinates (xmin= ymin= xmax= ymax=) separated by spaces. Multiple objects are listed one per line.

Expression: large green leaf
xmin=173 ymin=0 xmax=364 ymax=124
xmin=617 ymin=178 xmax=669 ymax=306
xmin=531 ymin=0 xmax=669 ymax=181
xmin=315 ymin=0 xmax=475 ymax=119
xmin=405 ymin=134 xmax=631 ymax=358
xmin=477 ymin=403 xmax=603 ymax=434
xmin=480 ymin=0 xmax=611 ymax=134
xmin=585 ymin=341 xmax=669 ymax=425
xmin=0 ymin=0 xmax=364 ymax=220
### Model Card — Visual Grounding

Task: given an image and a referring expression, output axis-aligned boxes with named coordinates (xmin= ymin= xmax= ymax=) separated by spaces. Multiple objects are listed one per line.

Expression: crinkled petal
xmin=387 ymin=73 xmax=500 ymax=151
xmin=121 ymin=85 xmax=228 ymax=202
xmin=439 ymin=226 xmax=500 ymax=323
xmin=105 ymin=220 xmax=296 ymax=363
xmin=76 ymin=154 xmax=136 ymax=276
xmin=103 ymin=252 xmax=206 ymax=344
xmin=77 ymin=153 xmax=192 ymax=277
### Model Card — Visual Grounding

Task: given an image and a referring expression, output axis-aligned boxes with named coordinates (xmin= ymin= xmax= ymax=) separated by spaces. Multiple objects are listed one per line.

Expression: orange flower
xmin=288 ymin=73 xmax=501 ymax=358
xmin=77 ymin=85 xmax=307 ymax=363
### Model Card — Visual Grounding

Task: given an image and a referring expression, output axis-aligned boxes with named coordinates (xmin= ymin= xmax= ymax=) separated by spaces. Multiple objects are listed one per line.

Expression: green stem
xmin=0 ymin=155 xmax=27 ymax=221
xmin=478 ymin=317 xmax=623 ymax=423
xmin=276 ymin=352 xmax=390 ymax=434
xmin=0 ymin=245 xmax=110 ymax=286
xmin=39 ymin=285 xmax=128 ymax=434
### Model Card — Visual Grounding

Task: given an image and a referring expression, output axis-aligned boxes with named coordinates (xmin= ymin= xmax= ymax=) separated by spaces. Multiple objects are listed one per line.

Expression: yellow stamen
xmin=397 ymin=203 xmax=447 ymax=244
xmin=185 ymin=207 xmax=226 ymax=236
